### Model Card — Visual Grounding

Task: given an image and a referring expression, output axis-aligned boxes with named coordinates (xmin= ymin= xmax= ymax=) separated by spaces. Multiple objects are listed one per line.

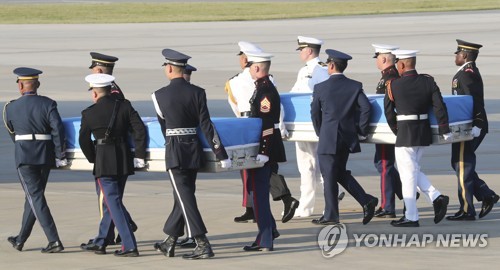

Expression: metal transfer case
xmin=61 ymin=117 xmax=264 ymax=173
xmin=280 ymin=93 xmax=473 ymax=145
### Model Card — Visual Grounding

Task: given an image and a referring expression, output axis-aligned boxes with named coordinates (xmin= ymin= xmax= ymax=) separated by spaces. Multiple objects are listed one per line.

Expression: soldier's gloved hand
xmin=280 ymin=128 xmax=289 ymax=139
xmin=442 ymin=132 xmax=453 ymax=141
xmin=358 ymin=134 xmax=367 ymax=141
xmin=255 ymin=154 xmax=269 ymax=164
xmin=220 ymin=158 xmax=232 ymax=169
xmin=471 ymin=126 xmax=482 ymax=137
xmin=55 ymin=158 xmax=68 ymax=168
xmin=134 ymin=158 xmax=146 ymax=168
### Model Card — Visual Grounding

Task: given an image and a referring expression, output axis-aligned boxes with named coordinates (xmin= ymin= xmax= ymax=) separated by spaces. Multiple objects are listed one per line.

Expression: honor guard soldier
xmin=4 ymin=67 xmax=66 ymax=253
xmin=243 ymin=51 xmax=286 ymax=251
xmin=291 ymin=36 xmax=344 ymax=218
xmin=371 ymin=44 xmax=404 ymax=218
xmin=87 ymin=51 xmax=137 ymax=247
xmin=152 ymin=49 xmax=231 ymax=259
xmin=79 ymin=74 xmax=147 ymax=257
xmin=446 ymin=39 xmax=499 ymax=221
xmin=225 ymin=41 xmax=298 ymax=224
xmin=175 ymin=63 xmax=198 ymax=249
xmin=89 ymin=52 xmax=125 ymax=100
xmin=311 ymin=50 xmax=378 ymax=226
xmin=384 ymin=50 xmax=450 ymax=227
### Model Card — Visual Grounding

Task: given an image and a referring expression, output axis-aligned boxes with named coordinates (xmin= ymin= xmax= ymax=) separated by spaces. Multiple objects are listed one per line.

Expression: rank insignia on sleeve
xmin=260 ymin=97 xmax=271 ymax=113
xmin=452 ymin=79 xmax=458 ymax=89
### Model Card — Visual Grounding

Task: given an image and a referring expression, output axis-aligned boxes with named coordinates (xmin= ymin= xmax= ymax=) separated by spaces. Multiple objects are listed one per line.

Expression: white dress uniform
xmin=291 ymin=56 xmax=330 ymax=217
xmin=226 ymin=68 xmax=257 ymax=117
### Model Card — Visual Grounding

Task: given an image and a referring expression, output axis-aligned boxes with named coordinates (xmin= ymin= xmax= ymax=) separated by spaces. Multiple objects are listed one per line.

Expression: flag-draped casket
xmin=280 ymin=93 xmax=473 ymax=144
xmin=62 ymin=117 xmax=263 ymax=172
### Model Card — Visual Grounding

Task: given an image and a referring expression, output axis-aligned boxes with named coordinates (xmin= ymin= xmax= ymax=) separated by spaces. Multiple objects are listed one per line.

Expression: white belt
xmin=15 ymin=134 xmax=51 ymax=141
xmin=165 ymin=128 xmax=197 ymax=136
xmin=274 ymin=123 xmax=280 ymax=129
xmin=397 ymin=114 xmax=428 ymax=121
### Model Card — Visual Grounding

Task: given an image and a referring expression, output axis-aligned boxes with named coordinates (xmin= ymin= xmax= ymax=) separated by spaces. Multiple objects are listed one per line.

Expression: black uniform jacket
xmin=249 ymin=76 xmax=286 ymax=163
xmin=152 ymin=78 xmax=228 ymax=170
xmin=376 ymin=65 xmax=399 ymax=94
xmin=384 ymin=70 xmax=450 ymax=147
xmin=452 ymin=61 xmax=488 ymax=132
xmin=79 ymin=95 xmax=146 ymax=177
xmin=311 ymin=74 xmax=371 ymax=155
xmin=4 ymin=94 xmax=66 ymax=167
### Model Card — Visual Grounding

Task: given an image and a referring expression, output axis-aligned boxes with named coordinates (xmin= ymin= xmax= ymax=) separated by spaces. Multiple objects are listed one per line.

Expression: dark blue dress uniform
xmin=246 ymin=75 xmax=286 ymax=250
xmin=79 ymin=74 xmax=147 ymax=255
xmin=151 ymin=49 xmax=228 ymax=249
xmin=311 ymin=50 xmax=377 ymax=225
xmin=449 ymin=39 xmax=498 ymax=220
xmin=3 ymin=67 xmax=65 ymax=252
xmin=374 ymin=65 xmax=403 ymax=215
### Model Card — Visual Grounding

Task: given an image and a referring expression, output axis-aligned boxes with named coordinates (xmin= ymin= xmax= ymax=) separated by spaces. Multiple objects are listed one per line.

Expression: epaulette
xmin=318 ymin=61 xmax=328 ymax=67
xmin=464 ymin=63 xmax=474 ymax=73
xmin=228 ymin=72 xmax=240 ymax=80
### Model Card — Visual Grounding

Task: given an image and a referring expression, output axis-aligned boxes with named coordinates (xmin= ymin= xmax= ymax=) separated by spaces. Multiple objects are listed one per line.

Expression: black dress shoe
xmin=80 ymin=242 xmax=106 ymax=254
xmin=433 ymin=195 xmax=449 ymax=224
xmin=176 ymin=237 xmax=196 ymax=249
xmin=7 ymin=236 xmax=24 ymax=251
xmin=390 ymin=217 xmax=419 ymax=227
xmin=41 ymin=241 xmax=64 ymax=253
xmin=234 ymin=207 xmax=255 ymax=223
xmin=479 ymin=194 xmax=499 ymax=218
xmin=282 ymin=198 xmax=299 ymax=223
xmin=311 ymin=217 xmax=339 ymax=226
xmin=243 ymin=242 xmax=273 ymax=252
xmin=362 ymin=197 xmax=378 ymax=225
xmin=114 ymin=248 xmax=139 ymax=257
xmin=445 ymin=210 xmax=475 ymax=221
xmin=374 ymin=207 xmax=396 ymax=218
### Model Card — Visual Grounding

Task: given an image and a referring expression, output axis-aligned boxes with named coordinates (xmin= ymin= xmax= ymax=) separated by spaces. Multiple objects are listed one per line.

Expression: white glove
xmin=442 ymin=132 xmax=453 ymax=141
xmin=220 ymin=158 xmax=232 ymax=169
xmin=255 ymin=154 xmax=269 ymax=164
xmin=280 ymin=128 xmax=289 ymax=139
xmin=134 ymin=158 xmax=146 ymax=168
xmin=358 ymin=135 xmax=367 ymax=141
xmin=471 ymin=126 xmax=481 ymax=137
xmin=55 ymin=158 xmax=68 ymax=168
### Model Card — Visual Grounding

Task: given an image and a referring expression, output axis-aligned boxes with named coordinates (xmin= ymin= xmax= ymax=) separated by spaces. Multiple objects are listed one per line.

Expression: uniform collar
xmin=381 ymin=65 xmax=397 ymax=75
xmin=401 ymin=69 xmax=417 ymax=77
xmin=305 ymin=57 xmax=321 ymax=67
xmin=457 ymin=61 xmax=474 ymax=72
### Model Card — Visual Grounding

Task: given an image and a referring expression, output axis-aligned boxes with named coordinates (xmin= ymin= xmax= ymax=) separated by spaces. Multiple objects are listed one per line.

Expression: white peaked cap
xmin=85 ymin=73 xmax=115 ymax=88
xmin=372 ymin=43 xmax=400 ymax=54
xmin=392 ymin=49 xmax=419 ymax=59
xmin=245 ymin=51 xmax=274 ymax=63
xmin=238 ymin=41 xmax=264 ymax=55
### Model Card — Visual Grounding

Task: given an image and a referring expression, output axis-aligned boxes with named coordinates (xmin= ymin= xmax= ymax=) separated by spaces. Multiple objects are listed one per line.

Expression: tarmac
xmin=1 ymin=9 xmax=500 ymax=270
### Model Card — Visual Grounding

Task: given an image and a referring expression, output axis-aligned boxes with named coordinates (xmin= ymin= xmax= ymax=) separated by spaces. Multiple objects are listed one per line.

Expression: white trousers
xmin=295 ymin=141 xmax=322 ymax=217
xmin=395 ymin=146 xmax=441 ymax=221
